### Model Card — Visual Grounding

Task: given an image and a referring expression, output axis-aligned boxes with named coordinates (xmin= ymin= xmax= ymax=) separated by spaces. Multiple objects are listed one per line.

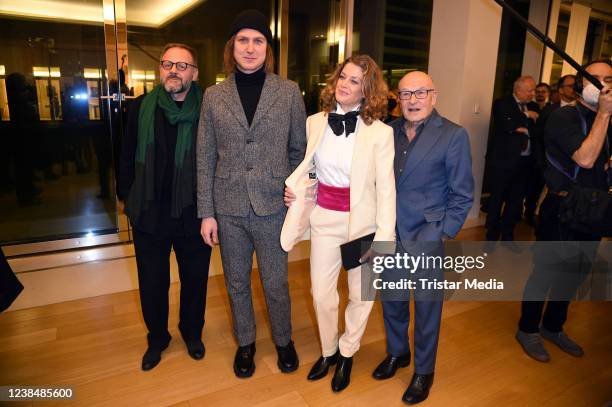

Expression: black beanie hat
xmin=228 ymin=9 xmax=273 ymax=44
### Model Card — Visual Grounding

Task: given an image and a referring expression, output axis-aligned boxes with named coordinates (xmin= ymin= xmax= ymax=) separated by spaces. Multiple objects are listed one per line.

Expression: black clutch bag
xmin=340 ymin=233 xmax=375 ymax=270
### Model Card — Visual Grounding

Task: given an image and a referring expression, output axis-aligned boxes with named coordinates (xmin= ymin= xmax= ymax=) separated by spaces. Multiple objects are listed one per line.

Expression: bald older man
xmin=373 ymin=72 xmax=473 ymax=404
xmin=486 ymin=76 xmax=540 ymax=241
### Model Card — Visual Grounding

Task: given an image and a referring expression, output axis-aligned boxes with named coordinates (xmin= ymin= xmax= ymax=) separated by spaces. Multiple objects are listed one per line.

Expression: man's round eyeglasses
xmin=160 ymin=60 xmax=198 ymax=71
xmin=399 ymin=89 xmax=435 ymax=100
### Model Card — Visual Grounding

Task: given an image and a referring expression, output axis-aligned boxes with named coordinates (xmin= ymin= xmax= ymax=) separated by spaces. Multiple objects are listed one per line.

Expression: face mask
xmin=581 ymin=83 xmax=600 ymax=107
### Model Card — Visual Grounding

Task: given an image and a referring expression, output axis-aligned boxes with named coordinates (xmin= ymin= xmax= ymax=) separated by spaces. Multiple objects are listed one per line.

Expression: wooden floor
xmin=1 ymin=224 xmax=611 ymax=406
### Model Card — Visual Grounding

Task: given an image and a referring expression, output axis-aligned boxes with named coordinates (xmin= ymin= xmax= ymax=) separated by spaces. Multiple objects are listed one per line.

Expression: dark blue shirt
xmin=390 ymin=114 xmax=433 ymax=180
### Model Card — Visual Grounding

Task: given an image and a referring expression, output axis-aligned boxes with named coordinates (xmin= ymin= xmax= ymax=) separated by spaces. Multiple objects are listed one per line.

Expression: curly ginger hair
xmin=319 ymin=54 xmax=388 ymax=125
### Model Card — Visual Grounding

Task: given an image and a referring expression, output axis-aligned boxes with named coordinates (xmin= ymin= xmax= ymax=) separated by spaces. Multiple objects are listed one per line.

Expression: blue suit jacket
xmin=390 ymin=110 xmax=474 ymax=243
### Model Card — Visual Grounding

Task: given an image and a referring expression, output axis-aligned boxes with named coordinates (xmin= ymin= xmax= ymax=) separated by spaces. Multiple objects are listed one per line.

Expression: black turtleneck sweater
xmin=235 ymin=67 xmax=265 ymax=126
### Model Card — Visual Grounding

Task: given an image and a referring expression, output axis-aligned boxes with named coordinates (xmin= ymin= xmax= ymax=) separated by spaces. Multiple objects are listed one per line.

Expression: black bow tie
xmin=328 ymin=111 xmax=359 ymax=137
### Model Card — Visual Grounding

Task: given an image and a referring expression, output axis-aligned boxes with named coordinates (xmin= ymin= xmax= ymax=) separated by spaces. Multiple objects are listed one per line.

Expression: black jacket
xmin=532 ymin=102 xmax=562 ymax=169
xmin=489 ymin=95 xmax=539 ymax=171
xmin=118 ymin=95 xmax=200 ymax=235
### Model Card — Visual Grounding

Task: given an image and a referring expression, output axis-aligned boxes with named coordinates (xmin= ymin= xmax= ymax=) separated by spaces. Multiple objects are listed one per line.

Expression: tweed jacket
xmin=196 ymin=73 xmax=307 ymax=218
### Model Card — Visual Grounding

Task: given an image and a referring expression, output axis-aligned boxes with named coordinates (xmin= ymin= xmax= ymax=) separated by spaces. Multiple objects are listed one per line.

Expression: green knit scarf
xmin=125 ymin=83 xmax=202 ymax=224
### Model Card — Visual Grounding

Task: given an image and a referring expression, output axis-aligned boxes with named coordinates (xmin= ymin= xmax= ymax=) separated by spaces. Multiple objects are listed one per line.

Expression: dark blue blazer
xmin=390 ymin=110 xmax=474 ymax=243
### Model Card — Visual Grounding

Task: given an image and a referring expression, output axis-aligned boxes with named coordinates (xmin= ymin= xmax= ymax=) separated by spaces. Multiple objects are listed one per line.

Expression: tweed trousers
xmin=217 ymin=205 xmax=292 ymax=347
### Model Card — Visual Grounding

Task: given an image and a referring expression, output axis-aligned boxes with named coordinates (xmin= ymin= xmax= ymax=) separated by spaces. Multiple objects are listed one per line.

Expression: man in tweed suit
xmin=197 ymin=10 xmax=306 ymax=378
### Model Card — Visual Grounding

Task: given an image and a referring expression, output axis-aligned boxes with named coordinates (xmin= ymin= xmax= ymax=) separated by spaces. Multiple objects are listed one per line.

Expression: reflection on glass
xmin=130 ymin=70 xmax=156 ymax=97
xmin=287 ymin=0 xmax=341 ymax=115
xmin=0 ymin=65 xmax=9 ymax=121
xmin=33 ymin=66 xmax=63 ymax=121
xmin=84 ymin=68 xmax=103 ymax=120
xmin=0 ymin=3 xmax=118 ymax=244
xmin=491 ymin=0 xmax=530 ymax=101
xmin=582 ymin=17 xmax=610 ymax=65
xmin=550 ymin=11 xmax=570 ymax=86
xmin=351 ymin=0 xmax=432 ymax=123
xmin=353 ymin=0 xmax=432 ymax=90
xmin=124 ymin=0 xmax=273 ymax=97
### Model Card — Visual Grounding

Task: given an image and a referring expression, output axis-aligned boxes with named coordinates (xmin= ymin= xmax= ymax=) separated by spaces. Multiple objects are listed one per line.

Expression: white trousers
xmin=309 ymin=205 xmax=374 ymax=357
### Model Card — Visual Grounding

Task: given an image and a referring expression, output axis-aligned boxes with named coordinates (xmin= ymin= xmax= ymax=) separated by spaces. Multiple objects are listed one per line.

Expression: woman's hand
xmin=359 ymin=248 xmax=383 ymax=264
xmin=284 ymin=186 xmax=296 ymax=207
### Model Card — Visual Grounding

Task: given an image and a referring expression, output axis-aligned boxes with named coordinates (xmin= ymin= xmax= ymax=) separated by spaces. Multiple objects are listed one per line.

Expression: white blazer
xmin=280 ymin=111 xmax=396 ymax=251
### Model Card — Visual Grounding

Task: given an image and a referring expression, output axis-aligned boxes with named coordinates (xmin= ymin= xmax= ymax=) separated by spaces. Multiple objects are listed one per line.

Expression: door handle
xmin=100 ymin=93 xmax=137 ymax=102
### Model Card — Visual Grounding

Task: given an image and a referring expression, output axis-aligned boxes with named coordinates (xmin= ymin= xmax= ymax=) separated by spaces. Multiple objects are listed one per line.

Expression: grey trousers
xmin=217 ymin=206 xmax=292 ymax=347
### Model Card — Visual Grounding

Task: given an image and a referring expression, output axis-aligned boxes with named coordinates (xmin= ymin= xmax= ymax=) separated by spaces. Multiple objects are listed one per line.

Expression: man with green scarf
xmin=118 ymin=43 xmax=212 ymax=371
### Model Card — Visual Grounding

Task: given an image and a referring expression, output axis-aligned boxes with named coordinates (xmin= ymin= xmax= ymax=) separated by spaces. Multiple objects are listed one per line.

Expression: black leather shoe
xmin=233 ymin=343 xmax=256 ymax=378
xmin=331 ymin=354 xmax=353 ymax=392
xmin=186 ymin=340 xmax=205 ymax=360
xmin=276 ymin=340 xmax=299 ymax=373
xmin=372 ymin=353 xmax=411 ymax=380
xmin=402 ymin=373 xmax=434 ymax=404
xmin=307 ymin=350 xmax=339 ymax=381
xmin=141 ymin=345 xmax=167 ymax=371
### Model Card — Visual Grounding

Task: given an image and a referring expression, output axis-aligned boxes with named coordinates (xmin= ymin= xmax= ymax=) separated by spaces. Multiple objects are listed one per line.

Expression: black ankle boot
xmin=141 ymin=342 xmax=169 ymax=371
xmin=331 ymin=354 xmax=352 ymax=392
xmin=233 ymin=342 xmax=256 ymax=378
xmin=185 ymin=340 xmax=205 ymax=360
xmin=276 ymin=340 xmax=299 ymax=373
xmin=307 ymin=349 xmax=339 ymax=380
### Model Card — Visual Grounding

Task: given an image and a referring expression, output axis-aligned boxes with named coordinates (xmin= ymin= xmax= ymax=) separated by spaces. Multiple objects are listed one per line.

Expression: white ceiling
xmin=0 ymin=0 xmax=205 ymax=27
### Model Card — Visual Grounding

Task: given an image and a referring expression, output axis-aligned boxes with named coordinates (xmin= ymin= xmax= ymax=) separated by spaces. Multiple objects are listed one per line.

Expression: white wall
xmin=428 ymin=0 xmax=503 ymax=225
xmin=522 ymin=0 xmax=550 ymax=80
xmin=561 ymin=2 xmax=591 ymax=76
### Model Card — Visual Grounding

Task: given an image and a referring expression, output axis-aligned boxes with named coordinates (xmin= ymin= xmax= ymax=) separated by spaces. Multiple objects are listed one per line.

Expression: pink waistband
xmin=317 ymin=182 xmax=350 ymax=212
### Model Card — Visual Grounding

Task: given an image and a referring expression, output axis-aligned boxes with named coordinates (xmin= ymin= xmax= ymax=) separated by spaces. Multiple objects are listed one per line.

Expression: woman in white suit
xmin=281 ymin=54 xmax=396 ymax=392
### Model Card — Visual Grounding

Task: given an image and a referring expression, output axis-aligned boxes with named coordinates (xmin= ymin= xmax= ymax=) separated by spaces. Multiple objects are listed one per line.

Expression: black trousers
xmin=133 ymin=223 xmax=212 ymax=349
xmin=523 ymin=163 xmax=545 ymax=219
xmin=485 ymin=157 xmax=530 ymax=240
xmin=518 ymin=194 xmax=600 ymax=333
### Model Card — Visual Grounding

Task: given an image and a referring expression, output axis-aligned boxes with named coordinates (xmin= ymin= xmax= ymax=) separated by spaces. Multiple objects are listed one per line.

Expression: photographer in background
xmin=516 ymin=59 xmax=612 ymax=363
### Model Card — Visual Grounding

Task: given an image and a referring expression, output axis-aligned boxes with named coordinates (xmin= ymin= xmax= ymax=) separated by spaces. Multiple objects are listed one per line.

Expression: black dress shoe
xmin=307 ymin=350 xmax=339 ymax=381
xmin=186 ymin=340 xmax=205 ymax=360
xmin=276 ymin=340 xmax=299 ymax=373
xmin=141 ymin=345 xmax=168 ymax=371
xmin=233 ymin=342 xmax=256 ymax=378
xmin=372 ymin=353 xmax=411 ymax=380
xmin=331 ymin=354 xmax=352 ymax=392
xmin=402 ymin=373 xmax=434 ymax=404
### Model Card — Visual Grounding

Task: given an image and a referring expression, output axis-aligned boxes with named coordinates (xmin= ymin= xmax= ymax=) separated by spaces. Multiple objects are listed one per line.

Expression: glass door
xmin=123 ymin=0 xmax=275 ymax=99
xmin=0 ymin=0 xmax=129 ymax=255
